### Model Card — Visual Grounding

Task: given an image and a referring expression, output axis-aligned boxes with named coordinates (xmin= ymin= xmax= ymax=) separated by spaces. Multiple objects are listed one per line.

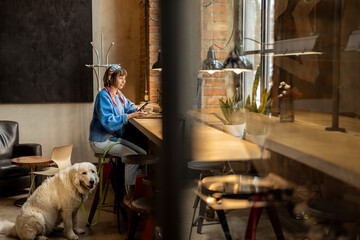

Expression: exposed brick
xmin=213 ymin=5 xmax=227 ymax=13
xmin=202 ymin=32 xmax=227 ymax=40
xmin=149 ymin=95 xmax=159 ymax=102
xmin=149 ymin=40 xmax=160 ymax=46
xmin=204 ymin=79 xmax=226 ymax=87
xmin=206 ymin=96 xmax=221 ymax=105
xmin=149 ymin=88 xmax=160 ymax=95
xmin=149 ymin=21 xmax=160 ymax=26
xmin=149 ymin=27 xmax=160 ymax=33
xmin=204 ymin=88 xmax=226 ymax=96
xmin=150 ymin=83 xmax=161 ymax=89
xmin=149 ymin=76 xmax=160 ymax=83
xmin=149 ymin=33 xmax=161 ymax=41
xmin=207 ymin=23 xmax=227 ymax=32
xmin=203 ymin=13 xmax=228 ymax=22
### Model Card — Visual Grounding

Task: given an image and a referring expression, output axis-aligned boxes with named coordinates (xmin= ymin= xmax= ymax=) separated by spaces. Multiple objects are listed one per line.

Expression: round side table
xmin=11 ymin=156 xmax=53 ymax=206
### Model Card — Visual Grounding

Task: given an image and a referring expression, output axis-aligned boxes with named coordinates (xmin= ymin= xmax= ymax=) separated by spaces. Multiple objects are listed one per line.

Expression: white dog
xmin=0 ymin=162 xmax=98 ymax=240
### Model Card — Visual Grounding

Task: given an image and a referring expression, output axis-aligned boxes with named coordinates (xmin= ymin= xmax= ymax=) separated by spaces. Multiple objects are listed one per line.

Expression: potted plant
xmin=244 ymin=65 xmax=273 ymax=137
xmin=212 ymin=88 xmax=246 ymax=138
xmin=278 ymin=81 xmax=303 ymax=122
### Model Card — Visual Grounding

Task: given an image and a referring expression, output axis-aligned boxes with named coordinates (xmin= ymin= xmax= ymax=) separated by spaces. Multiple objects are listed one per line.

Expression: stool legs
xmin=87 ymin=163 xmax=112 ymax=225
xmin=127 ymin=174 xmax=147 ymax=240
xmin=244 ymin=205 xmax=284 ymax=240
xmin=87 ymin=160 xmax=128 ymax=233
xmin=142 ymin=215 xmax=157 ymax=240
xmin=216 ymin=210 xmax=232 ymax=240
xmin=266 ymin=206 xmax=285 ymax=240
xmin=196 ymin=198 xmax=208 ymax=234
xmin=109 ymin=158 xmax=128 ymax=232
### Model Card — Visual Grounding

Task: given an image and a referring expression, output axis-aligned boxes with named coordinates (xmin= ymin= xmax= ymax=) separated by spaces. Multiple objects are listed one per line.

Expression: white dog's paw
xmin=36 ymin=236 xmax=48 ymax=240
xmin=74 ymin=227 xmax=85 ymax=234
xmin=66 ymin=233 xmax=79 ymax=240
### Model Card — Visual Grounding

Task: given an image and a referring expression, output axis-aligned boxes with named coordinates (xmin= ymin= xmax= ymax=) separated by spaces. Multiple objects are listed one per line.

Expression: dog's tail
xmin=0 ymin=219 xmax=17 ymax=237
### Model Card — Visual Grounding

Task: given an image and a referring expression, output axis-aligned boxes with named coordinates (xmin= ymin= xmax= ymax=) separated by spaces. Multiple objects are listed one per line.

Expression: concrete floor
xmin=0 ymin=180 xmax=318 ymax=240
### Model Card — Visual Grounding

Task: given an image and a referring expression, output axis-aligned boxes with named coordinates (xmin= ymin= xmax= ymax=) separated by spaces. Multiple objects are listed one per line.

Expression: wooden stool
xmin=127 ymin=175 xmax=157 ymax=240
xmin=200 ymin=174 xmax=294 ymax=240
xmin=87 ymin=153 xmax=127 ymax=233
xmin=122 ymin=155 xmax=159 ymax=240
xmin=187 ymin=161 xmax=224 ymax=238
xmin=128 ymin=196 xmax=156 ymax=240
xmin=306 ymin=199 xmax=360 ymax=238
xmin=244 ymin=194 xmax=285 ymax=240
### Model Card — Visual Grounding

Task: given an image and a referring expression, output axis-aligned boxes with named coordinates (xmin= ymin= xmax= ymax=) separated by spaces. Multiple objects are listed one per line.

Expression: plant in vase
xmin=278 ymin=81 xmax=303 ymax=122
xmin=212 ymin=88 xmax=246 ymax=138
xmin=244 ymin=65 xmax=272 ymax=115
xmin=244 ymin=65 xmax=273 ymax=137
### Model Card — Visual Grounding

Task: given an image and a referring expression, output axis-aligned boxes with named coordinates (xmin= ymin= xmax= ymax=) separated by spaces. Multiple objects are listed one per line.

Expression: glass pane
xmin=244 ymin=0 xmax=262 ymax=51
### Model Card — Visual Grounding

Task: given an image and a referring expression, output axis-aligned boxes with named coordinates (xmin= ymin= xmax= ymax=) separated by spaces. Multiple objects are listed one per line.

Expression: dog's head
xmin=70 ymin=162 xmax=99 ymax=196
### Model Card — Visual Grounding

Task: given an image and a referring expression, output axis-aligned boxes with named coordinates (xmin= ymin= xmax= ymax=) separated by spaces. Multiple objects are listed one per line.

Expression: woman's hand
xmin=128 ymin=111 xmax=147 ymax=119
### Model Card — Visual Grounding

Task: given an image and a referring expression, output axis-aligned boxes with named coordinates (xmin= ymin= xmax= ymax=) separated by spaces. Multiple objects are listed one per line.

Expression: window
xmin=243 ymin=0 xmax=275 ymax=108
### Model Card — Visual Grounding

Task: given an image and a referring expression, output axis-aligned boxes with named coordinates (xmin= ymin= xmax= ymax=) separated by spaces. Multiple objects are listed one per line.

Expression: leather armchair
xmin=0 ymin=121 xmax=42 ymax=194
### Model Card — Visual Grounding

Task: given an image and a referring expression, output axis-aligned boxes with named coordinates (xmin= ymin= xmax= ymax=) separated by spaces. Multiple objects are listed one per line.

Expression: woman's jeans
xmin=90 ymin=137 xmax=146 ymax=185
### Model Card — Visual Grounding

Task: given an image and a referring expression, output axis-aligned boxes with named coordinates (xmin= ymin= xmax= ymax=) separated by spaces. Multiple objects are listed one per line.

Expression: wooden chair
xmin=32 ymin=144 xmax=73 ymax=191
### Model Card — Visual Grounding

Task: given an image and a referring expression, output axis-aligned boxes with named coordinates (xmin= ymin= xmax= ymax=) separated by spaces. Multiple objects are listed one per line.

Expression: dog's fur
xmin=0 ymin=162 xmax=98 ymax=240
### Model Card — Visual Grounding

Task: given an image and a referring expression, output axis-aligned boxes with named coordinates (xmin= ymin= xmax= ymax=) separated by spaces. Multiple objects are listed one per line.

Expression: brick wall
xmin=139 ymin=1 xmax=147 ymax=101
xmin=200 ymin=0 xmax=234 ymax=113
xmin=141 ymin=0 xmax=234 ymax=110
xmin=148 ymin=0 xmax=161 ymax=103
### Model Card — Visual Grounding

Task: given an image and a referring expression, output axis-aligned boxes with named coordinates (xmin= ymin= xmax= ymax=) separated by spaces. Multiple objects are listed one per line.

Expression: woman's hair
xmin=103 ymin=64 xmax=127 ymax=88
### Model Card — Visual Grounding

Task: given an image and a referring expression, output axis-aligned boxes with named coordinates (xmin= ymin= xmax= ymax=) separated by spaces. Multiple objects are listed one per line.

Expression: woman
xmin=89 ymin=64 xmax=147 ymax=200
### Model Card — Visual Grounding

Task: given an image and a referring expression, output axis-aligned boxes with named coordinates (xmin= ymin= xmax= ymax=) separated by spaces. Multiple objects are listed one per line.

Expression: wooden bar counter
xmin=188 ymin=110 xmax=360 ymax=189
xmin=129 ymin=117 xmax=266 ymax=162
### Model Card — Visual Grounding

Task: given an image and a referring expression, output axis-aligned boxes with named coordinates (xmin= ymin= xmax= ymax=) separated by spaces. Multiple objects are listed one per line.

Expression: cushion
xmin=0 ymin=158 xmax=30 ymax=179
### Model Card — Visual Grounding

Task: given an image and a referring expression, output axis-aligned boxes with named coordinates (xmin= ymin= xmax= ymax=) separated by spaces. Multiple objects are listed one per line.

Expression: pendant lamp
xmin=152 ymin=50 xmax=163 ymax=71
xmin=199 ymin=0 xmax=223 ymax=74
xmin=274 ymin=1 xmax=323 ymax=57
xmin=223 ymin=45 xmax=253 ymax=74
xmin=274 ymin=35 xmax=323 ymax=56
xmin=222 ymin=0 xmax=252 ymax=74
xmin=199 ymin=46 xmax=224 ymax=74
xmin=344 ymin=30 xmax=360 ymax=51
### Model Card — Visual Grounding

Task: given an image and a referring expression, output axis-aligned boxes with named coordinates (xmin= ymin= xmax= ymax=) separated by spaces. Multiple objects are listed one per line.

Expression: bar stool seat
xmin=187 ymin=160 xmax=223 ymax=171
xmin=131 ymin=196 xmax=156 ymax=215
xmin=306 ymin=199 xmax=360 ymax=222
xmin=306 ymin=199 xmax=360 ymax=239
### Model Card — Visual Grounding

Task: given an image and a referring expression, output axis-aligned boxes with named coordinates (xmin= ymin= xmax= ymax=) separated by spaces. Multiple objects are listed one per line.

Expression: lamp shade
xmin=152 ymin=50 xmax=163 ymax=71
xmin=344 ymin=30 xmax=360 ymax=51
xmin=199 ymin=46 xmax=223 ymax=74
xmin=274 ymin=35 xmax=323 ymax=56
xmin=223 ymin=47 xmax=253 ymax=74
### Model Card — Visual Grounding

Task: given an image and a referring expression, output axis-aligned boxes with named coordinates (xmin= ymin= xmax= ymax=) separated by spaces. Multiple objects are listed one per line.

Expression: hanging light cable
xmin=199 ymin=0 xmax=223 ymax=74
xmin=223 ymin=0 xmax=253 ymax=74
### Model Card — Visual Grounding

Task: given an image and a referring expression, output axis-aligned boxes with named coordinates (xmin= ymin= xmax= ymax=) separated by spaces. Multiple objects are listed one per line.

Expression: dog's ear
xmin=92 ymin=164 xmax=99 ymax=184
xmin=69 ymin=163 xmax=79 ymax=186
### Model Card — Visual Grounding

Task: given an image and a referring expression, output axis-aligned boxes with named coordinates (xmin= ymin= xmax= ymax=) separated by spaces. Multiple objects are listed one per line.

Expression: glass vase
xmin=279 ymin=100 xmax=294 ymax=123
